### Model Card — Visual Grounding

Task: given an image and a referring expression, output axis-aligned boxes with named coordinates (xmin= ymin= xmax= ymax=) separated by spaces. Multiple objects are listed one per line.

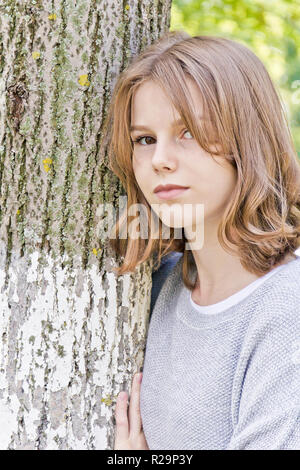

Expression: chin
xmin=154 ymin=210 xmax=189 ymax=228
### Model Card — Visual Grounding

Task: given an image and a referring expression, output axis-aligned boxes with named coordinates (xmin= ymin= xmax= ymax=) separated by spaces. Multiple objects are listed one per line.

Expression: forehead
xmin=130 ymin=78 xmax=204 ymax=125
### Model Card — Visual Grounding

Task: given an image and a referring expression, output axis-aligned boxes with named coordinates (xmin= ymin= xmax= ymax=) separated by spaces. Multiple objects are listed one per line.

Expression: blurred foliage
xmin=170 ymin=0 xmax=300 ymax=157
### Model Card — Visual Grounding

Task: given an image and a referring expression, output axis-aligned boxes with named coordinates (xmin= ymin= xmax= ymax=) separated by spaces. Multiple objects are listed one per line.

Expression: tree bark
xmin=0 ymin=0 xmax=172 ymax=449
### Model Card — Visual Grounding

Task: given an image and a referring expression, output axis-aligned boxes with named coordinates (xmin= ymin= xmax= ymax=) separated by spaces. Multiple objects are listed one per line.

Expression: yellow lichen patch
xmin=43 ymin=157 xmax=53 ymax=172
xmin=92 ymin=247 xmax=102 ymax=256
xmin=125 ymin=4 xmax=130 ymax=10
xmin=16 ymin=209 xmax=20 ymax=215
xmin=78 ymin=74 xmax=90 ymax=87
xmin=32 ymin=51 xmax=41 ymax=60
xmin=101 ymin=395 xmax=118 ymax=406
xmin=48 ymin=13 xmax=57 ymax=20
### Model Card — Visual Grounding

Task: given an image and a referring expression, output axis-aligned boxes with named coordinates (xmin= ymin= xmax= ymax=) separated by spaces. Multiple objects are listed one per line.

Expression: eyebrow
xmin=130 ymin=115 xmax=207 ymax=132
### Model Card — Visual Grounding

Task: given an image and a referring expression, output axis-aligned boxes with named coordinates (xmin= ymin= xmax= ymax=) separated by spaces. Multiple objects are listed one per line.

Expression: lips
xmin=154 ymin=184 xmax=189 ymax=193
xmin=154 ymin=186 xmax=190 ymax=200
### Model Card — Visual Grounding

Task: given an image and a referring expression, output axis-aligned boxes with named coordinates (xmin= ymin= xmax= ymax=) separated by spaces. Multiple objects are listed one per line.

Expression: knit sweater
xmin=140 ymin=253 xmax=300 ymax=450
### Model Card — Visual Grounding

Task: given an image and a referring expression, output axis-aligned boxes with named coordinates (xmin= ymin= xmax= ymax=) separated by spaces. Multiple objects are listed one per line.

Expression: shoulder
xmin=233 ymin=255 xmax=300 ymax=379
xmin=235 ymin=255 xmax=300 ymax=376
xmin=253 ymin=255 xmax=300 ymax=323
xmin=230 ymin=256 xmax=300 ymax=429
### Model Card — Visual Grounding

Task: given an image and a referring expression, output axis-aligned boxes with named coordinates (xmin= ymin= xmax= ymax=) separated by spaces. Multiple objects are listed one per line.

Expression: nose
xmin=152 ymin=138 xmax=178 ymax=173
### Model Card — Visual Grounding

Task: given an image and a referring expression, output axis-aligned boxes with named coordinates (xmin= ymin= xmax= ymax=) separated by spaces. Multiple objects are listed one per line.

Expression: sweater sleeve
xmin=227 ymin=289 xmax=300 ymax=450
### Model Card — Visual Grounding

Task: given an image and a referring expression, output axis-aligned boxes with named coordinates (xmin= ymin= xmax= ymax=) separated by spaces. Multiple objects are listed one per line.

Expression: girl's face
xmin=130 ymin=79 xmax=237 ymax=238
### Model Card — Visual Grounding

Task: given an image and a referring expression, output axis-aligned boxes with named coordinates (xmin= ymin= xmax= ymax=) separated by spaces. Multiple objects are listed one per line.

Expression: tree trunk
xmin=0 ymin=0 xmax=172 ymax=450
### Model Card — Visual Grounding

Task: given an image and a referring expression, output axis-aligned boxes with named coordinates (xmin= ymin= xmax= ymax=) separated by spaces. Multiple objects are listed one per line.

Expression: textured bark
xmin=0 ymin=0 xmax=172 ymax=449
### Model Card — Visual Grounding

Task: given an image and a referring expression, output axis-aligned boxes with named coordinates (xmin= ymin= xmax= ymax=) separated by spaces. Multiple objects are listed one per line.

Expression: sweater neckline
xmin=189 ymin=263 xmax=285 ymax=315
xmin=175 ymin=254 xmax=300 ymax=329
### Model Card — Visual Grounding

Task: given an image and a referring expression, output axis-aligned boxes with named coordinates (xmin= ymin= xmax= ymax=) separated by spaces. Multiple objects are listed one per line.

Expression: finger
xmin=128 ymin=372 xmax=143 ymax=437
xmin=114 ymin=391 xmax=129 ymax=442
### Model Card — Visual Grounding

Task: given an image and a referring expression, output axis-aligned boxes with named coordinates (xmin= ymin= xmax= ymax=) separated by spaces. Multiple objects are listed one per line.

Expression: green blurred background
xmin=170 ymin=0 xmax=300 ymax=158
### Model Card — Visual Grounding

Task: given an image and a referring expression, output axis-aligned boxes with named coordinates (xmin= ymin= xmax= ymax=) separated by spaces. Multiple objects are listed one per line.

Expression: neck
xmin=192 ymin=247 xmax=259 ymax=306
xmin=184 ymin=221 xmax=293 ymax=306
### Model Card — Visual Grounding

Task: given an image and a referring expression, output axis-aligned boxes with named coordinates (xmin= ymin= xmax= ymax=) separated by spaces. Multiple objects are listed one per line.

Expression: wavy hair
xmin=103 ymin=30 xmax=300 ymax=290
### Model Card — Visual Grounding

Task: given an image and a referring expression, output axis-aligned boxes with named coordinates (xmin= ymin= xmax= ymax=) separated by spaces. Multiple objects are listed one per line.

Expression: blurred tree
xmin=171 ymin=0 xmax=300 ymax=157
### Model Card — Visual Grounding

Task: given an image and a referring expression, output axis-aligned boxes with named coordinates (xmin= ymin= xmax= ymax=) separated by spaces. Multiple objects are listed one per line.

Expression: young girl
xmin=104 ymin=30 xmax=300 ymax=450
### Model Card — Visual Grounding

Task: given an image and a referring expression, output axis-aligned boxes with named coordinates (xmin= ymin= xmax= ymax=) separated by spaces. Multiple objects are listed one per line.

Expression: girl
xmin=104 ymin=30 xmax=300 ymax=450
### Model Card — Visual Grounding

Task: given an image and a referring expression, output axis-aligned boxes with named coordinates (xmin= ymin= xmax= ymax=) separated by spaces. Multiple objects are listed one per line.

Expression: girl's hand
xmin=114 ymin=372 xmax=149 ymax=450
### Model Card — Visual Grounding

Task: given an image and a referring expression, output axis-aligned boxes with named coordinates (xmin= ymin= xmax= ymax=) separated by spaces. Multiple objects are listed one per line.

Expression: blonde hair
xmin=103 ymin=30 xmax=300 ymax=291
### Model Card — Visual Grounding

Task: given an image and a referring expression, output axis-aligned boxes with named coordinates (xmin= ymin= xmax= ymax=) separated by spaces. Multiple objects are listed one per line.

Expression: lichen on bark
xmin=0 ymin=0 xmax=171 ymax=449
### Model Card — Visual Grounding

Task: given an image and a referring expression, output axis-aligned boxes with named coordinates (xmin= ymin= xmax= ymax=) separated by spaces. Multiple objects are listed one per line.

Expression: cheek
xmin=133 ymin=167 xmax=143 ymax=187
xmin=132 ymin=158 xmax=141 ymax=184
xmin=226 ymin=164 xmax=237 ymax=189
xmin=132 ymin=154 xmax=145 ymax=178
xmin=132 ymin=154 xmax=137 ymax=175
xmin=132 ymin=157 xmax=152 ymax=191
xmin=216 ymin=167 xmax=237 ymax=201
xmin=132 ymin=168 xmax=149 ymax=201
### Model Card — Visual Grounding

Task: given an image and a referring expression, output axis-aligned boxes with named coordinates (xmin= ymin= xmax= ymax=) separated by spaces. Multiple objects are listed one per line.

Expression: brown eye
xmin=134 ymin=136 xmax=155 ymax=146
